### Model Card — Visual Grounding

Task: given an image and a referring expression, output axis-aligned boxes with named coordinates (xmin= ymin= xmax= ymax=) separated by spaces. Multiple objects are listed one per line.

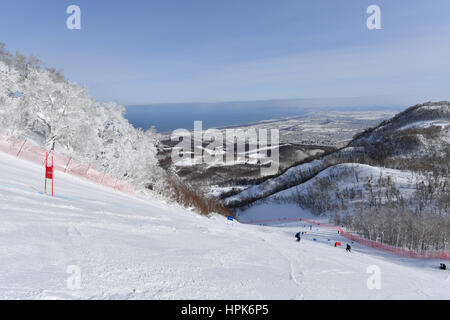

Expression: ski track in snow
xmin=0 ymin=152 xmax=448 ymax=299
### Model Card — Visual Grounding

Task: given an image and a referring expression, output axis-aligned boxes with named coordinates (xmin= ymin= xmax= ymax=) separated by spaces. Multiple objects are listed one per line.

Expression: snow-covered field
xmin=0 ymin=152 xmax=449 ymax=299
xmin=221 ymin=111 xmax=398 ymax=147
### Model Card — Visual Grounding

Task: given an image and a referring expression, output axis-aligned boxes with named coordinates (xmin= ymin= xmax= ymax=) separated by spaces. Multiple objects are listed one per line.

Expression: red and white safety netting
xmin=242 ymin=217 xmax=450 ymax=261
xmin=0 ymin=131 xmax=135 ymax=195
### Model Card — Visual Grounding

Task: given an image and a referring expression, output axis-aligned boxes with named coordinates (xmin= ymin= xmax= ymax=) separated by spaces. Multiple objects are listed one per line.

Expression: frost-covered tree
xmin=0 ymin=44 xmax=161 ymax=192
xmin=0 ymin=61 xmax=21 ymax=135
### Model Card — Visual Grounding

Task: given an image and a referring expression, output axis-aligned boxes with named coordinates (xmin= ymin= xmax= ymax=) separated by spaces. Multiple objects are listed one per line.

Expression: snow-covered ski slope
xmin=0 ymin=152 xmax=449 ymax=299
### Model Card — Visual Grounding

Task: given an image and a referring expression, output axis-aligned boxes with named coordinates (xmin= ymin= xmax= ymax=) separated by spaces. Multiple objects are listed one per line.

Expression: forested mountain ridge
xmin=350 ymin=102 xmax=449 ymax=173
xmin=224 ymin=102 xmax=450 ymax=209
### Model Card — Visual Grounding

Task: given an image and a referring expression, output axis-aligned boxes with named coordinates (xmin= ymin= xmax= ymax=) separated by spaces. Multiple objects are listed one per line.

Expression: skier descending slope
xmin=295 ymin=232 xmax=301 ymax=242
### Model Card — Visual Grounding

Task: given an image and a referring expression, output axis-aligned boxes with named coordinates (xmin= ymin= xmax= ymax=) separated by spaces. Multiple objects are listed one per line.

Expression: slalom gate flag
xmin=45 ymin=152 xmax=54 ymax=197
xmin=46 ymin=165 xmax=53 ymax=179
xmin=0 ymin=131 xmax=135 ymax=195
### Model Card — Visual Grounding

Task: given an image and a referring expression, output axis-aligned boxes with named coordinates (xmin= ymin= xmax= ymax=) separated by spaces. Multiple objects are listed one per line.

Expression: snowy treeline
xmin=336 ymin=208 xmax=449 ymax=251
xmin=278 ymin=164 xmax=449 ymax=251
xmin=287 ymin=165 xmax=448 ymax=216
xmin=0 ymin=44 xmax=162 ymax=191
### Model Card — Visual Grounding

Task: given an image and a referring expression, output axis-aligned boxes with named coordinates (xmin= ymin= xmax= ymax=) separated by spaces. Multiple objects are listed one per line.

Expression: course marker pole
xmin=64 ymin=157 xmax=72 ymax=173
xmin=16 ymin=139 xmax=27 ymax=157
xmin=44 ymin=152 xmax=54 ymax=197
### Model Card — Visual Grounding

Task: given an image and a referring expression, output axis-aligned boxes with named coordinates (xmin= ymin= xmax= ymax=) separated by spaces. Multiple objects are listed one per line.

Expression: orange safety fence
xmin=241 ymin=216 xmax=450 ymax=261
xmin=0 ymin=131 xmax=134 ymax=195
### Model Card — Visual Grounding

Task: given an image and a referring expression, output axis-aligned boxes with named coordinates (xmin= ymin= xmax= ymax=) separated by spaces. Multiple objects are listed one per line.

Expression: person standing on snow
xmin=295 ymin=232 xmax=301 ymax=242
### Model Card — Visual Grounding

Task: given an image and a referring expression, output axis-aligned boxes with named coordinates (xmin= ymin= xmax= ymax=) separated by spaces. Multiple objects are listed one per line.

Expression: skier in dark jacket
xmin=295 ymin=232 xmax=301 ymax=242
xmin=440 ymin=263 xmax=447 ymax=270
xmin=346 ymin=244 xmax=351 ymax=252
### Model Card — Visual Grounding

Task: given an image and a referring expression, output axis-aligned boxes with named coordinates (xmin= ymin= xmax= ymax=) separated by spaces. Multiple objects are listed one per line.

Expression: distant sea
xmin=125 ymin=104 xmax=307 ymax=133
xmin=124 ymin=101 xmax=405 ymax=133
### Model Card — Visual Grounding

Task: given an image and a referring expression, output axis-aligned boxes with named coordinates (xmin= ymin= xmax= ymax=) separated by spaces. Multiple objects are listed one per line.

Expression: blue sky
xmin=1 ymin=0 xmax=450 ymax=105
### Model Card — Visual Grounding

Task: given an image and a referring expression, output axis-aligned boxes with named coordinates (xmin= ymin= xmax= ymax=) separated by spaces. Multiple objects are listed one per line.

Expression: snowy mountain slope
xmin=351 ymin=102 xmax=450 ymax=159
xmin=0 ymin=151 xmax=449 ymax=299
xmin=235 ymin=163 xmax=430 ymax=226
xmin=224 ymin=159 xmax=326 ymax=207
xmin=234 ymin=164 xmax=419 ymax=220
xmin=274 ymin=163 xmax=419 ymax=198
xmin=273 ymin=163 xmax=424 ymax=212
xmin=353 ymin=102 xmax=449 ymax=143
xmin=224 ymin=102 xmax=449 ymax=208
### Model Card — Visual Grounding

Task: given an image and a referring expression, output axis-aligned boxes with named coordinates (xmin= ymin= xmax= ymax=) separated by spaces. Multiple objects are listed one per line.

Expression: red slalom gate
xmin=45 ymin=152 xmax=54 ymax=197
xmin=241 ymin=216 xmax=450 ymax=261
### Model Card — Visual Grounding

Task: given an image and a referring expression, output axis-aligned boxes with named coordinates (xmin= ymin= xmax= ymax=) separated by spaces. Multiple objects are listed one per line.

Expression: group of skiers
xmin=294 ymin=228 xmax=351 ymax=252
xmin=294 ymin=229 xmax=446 ymax=268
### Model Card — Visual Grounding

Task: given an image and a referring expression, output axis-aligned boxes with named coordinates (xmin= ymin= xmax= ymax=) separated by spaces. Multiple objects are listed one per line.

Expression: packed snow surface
xmin=0 ymin=152 xmax=448 ymax=299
